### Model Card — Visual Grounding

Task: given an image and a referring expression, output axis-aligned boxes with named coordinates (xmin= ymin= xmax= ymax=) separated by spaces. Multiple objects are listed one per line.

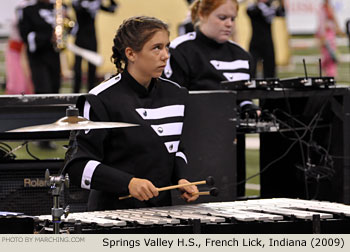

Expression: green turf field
xmin=245 ymin=148 xmax=260 ymax=197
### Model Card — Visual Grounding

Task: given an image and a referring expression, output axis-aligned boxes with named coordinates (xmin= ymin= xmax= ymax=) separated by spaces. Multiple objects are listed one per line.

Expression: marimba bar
xmin=34 ymin=198 xmax=350 ymax=234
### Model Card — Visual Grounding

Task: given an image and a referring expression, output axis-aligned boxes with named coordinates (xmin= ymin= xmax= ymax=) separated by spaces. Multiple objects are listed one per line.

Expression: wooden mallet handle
xmin=191 ymin=187 xmax=219 ymax=197
xmin=158 ymin=180 xmax=206 ymax=192
xmin=118 ymin=176 xmax=214 ymax=200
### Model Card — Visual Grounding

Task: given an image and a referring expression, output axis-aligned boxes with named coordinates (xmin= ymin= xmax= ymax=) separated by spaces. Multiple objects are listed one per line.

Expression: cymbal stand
xmin=45 ymin=106 xmax=76 ymax=234
xmin=45 ymin=169 xmax=70 ymax=234
xmin=45 ymin=106 xmax=80 ymax=233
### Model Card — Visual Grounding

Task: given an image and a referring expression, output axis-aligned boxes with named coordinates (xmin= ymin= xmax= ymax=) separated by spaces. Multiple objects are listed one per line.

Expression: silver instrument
xmin=35 ymin=198 xmax=350 ymax=233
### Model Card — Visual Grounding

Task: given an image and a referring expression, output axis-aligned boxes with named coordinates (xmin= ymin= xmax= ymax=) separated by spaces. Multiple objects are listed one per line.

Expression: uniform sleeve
xmin=100 ymin=0 xmax=118 ymax=12
xmin=18 ymin=8 xmax=53 ymax=53
xmin=65 ymin=98 xmax=134 ymax=195
xmin=246 ymin=4 xmax=260 ymax=18
xmin=72 ymin=0 xmax=82 ymax=11
xmin=172 ymin=144 xmax=188 ymax=184
xmin=276 ymin=6 xmax=286 ymax=17
xmin=248 ymin=3 xmax=275 ymax=24
xmin=162 ymin=48 xmax=191 ymax=88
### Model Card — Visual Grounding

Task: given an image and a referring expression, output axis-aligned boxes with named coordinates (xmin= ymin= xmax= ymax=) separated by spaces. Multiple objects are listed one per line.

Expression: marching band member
xmin=247 ymin=0 xmax=285 ymax=78
xmin=163 ymin=0 xmax=257 ymax=197
xmin=71 ymin=0 xmax=118 ymax=93
xmin=18 ymin=0 xmax=61 ymax=94
xmin=66 ymin=16 xmax=199 ymax=210
xmin=163 ymin=0 xmax=253 ymax=90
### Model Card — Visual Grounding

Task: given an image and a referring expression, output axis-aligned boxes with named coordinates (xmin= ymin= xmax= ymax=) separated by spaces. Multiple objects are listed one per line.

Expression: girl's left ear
xmin=125 ymin=47 xmax=136 ymax=63
xmin=198 ymin=11 xmax=206 ymax=24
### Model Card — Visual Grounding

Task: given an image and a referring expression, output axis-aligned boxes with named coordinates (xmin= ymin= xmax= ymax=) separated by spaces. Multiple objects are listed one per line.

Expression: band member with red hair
xmin=163 ymin=0 xmax=257 ymax=197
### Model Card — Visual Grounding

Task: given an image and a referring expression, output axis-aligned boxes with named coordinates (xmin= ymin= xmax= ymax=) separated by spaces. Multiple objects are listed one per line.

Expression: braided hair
xmin=111 ymin=16 xmax=169 ymax=73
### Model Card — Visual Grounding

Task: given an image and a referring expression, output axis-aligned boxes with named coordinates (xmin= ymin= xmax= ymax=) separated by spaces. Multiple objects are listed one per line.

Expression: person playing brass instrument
xmin=18 ymin=0 xmax=61 ymax=94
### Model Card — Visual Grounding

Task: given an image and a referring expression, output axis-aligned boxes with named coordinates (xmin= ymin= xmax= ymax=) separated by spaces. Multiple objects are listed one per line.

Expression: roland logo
xmin=23 ymin=178 xmax=50 ymax=188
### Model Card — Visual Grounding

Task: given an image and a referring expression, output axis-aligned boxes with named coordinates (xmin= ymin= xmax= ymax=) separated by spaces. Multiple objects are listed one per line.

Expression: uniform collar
xmin=196 ymin=28 xmax=224 ymax=48
xmin=122 ymin=70 xmax=156 ymax=97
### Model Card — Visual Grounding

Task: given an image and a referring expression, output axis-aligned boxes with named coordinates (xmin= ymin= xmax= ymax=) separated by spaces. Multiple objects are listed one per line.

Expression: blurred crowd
xmin=2 ymin=0 xmax=349 ymax=95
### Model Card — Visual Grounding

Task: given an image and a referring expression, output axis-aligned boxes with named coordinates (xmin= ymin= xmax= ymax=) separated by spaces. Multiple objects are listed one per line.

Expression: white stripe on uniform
xmin=163 ymin=58 xmax=173 ymax=78
xmin=223 ymin=72 xmax=250 ymax=82
xmin=164 ymin=141 xmax=180 ymax=153
xmin=81 ymin=160 xmax=100 ymax=190
xmin=28 ymin=32 xmax=36 ymax=52
xmin=175 ymin=151 xmax=188 ymax=164
xmin=210 ymin=60 xmax=249 ymax=70
xmin=83 ymin=74 xmax=122 ymax=133
xmin=89 ymin=74 xmax=121 ymax=95
xmin=170 ymin=32 xmax=196 ymax=49
xmin=136 ymin=105 xmax=184 ymax=120
xmin=151 ymin=122 xmax=183 ymax=136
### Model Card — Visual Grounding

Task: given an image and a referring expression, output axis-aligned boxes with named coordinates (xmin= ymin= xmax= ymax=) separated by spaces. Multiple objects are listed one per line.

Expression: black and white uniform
xmin=163 ymin=29 xmax=256 ymax=197
xmin=247 ymin=1 xmax=285 ymax=78
xmin=163 ymin=29 xmax=253 ymax=90
xmin=65 ymin=70 xmax=189 ymax=210
xmin=18 ymin=0 xmax=61 ymax=94
xmin=71 ymin=0 xmax=117 ymax=93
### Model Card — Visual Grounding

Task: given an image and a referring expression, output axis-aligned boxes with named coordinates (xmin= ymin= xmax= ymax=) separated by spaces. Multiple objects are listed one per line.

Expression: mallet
xmin=191 ymin=187 xmax=219 ymax=197
xmin=118 ymin=176 xmax=215 ymax=200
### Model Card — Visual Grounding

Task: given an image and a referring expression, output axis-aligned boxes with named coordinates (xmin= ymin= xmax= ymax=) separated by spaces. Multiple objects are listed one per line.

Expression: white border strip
xmin=151 ymin=122 xmax=183 ymax=136
xmin=27 ymin=32 xmax=36 ymax=52
xmin=81 ymin=160 xmax=100 ymax=190
xmin=136 ymin=105 xmax=184 ymax=120
xmin=164 ymin=141 xmax=180 ymax=153
xmin=223 ymin=72 xmax=250 ymax=82
xmin=175 ymin=151 xmax=188 ymax=164
xmin=210 ymin=60 xmax=249 ymax=70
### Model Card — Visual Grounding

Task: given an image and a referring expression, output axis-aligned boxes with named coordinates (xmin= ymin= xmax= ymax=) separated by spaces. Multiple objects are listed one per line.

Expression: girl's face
xmin=199 ymin=0 xmax=238 ymax=43
xmin=128 ymin=29 xmax=170 ymax=83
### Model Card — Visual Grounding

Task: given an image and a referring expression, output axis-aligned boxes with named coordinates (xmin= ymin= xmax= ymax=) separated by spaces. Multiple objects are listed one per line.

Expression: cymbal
xmin=7 ymin=116 xmax=139 ymax=133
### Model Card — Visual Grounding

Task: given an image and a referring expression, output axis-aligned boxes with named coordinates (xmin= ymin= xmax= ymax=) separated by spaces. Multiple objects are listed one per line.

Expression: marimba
xmin=35 ymin=198 xmax=350 ymax=234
